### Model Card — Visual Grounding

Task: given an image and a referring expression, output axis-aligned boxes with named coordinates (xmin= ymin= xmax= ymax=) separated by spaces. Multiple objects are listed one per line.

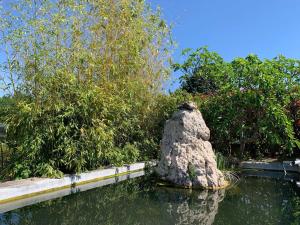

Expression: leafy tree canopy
xmin=176 ymin=47 xmax=300 ymax=157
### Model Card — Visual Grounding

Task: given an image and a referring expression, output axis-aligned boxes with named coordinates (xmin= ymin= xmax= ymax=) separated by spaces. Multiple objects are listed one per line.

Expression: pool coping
xmin=240 ymin=160 xmax=300 ymax=173
xmin=0 ymin=161 xmax=155 ymax=207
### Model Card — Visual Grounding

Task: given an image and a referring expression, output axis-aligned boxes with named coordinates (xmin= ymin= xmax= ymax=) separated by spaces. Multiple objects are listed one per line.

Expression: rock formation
xmin=156 ymin=102 xmax=227 ymax=189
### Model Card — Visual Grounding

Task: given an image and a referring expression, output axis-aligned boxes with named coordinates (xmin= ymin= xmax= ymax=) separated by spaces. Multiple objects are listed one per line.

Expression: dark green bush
xmin=177 ymin=47 xmax=300 ymax=158
xmin=2 ymin=80 xmax=190 ymax=179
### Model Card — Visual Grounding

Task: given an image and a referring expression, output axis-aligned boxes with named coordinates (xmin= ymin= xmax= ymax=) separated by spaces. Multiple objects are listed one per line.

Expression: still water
xmin=1 ymin=172 xmax=300 ymax=225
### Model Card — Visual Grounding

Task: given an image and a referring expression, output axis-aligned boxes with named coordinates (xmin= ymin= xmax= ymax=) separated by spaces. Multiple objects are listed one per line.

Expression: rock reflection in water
xmin=156 ymin=187 xmax=225 ymax=225
xmin=1 ymin=175 xmax=299 ymax=225
xmin=0 ymin=176 xmax=225 ymax=225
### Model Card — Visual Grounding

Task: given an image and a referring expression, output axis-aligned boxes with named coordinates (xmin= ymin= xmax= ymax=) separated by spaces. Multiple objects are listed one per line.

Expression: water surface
xmin=1 ymin=172 xmax=300 ymax=225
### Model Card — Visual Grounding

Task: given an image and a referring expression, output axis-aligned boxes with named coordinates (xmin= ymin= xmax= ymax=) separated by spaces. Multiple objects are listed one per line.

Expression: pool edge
xmin=0 ymin=162 xmax=155 ymax=205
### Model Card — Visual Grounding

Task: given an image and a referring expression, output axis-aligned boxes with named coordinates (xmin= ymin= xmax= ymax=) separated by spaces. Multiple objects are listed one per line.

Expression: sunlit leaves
xmin=0 ymin=0 xmax=173 ymax=178
xmin=177 ymin=47 xmax=300 ymax=157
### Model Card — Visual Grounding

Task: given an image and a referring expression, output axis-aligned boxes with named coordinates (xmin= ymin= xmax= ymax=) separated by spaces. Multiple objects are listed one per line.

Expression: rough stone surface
xmin=156 ymin=102 xmax=226 ymax=189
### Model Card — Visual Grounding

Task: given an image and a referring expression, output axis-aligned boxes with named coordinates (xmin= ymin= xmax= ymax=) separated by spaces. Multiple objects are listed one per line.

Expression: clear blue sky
xmin=147 ymin=0 xmax=300 ymax=91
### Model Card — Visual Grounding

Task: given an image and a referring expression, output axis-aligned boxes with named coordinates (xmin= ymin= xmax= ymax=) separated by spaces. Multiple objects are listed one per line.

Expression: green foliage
xmin=122 ymin=143 xmax=140 ymax=164
xmin=0 ymin=96 xmax=14 ymax=123
xmin=105 ymin=143 xmax=140 ymax=167
xmin=187 ymin=162 xmax=196 ymax=181
xmin=177 ymin=47 xmax=300 ymax=157
xmin=0 ymin=0 xmax=175 ymax=179
xmin=292 ymin=196 xmax=300 ymax=225
xmin=173 ymin=47 xmax=227 ymax=94
xmin=215 ymin=152 xmax=228 ymax=170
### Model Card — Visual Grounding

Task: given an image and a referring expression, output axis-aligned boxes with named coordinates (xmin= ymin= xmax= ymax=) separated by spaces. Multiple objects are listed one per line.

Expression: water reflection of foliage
xmin=215 ymin=177 xmax=300 ymax=225
xmin=2 ymin=176 xmax=298 ymax=225
xmin=0 ymin=176 xmax=226 ymax=225
xmin=1 ymin=178 xmax=142 ymax=225
xmin=291 ymin=196 xmax=300 ymax=225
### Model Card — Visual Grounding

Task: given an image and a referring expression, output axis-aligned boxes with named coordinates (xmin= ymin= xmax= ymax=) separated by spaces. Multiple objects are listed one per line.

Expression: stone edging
xmin=240 ymin=161 xmax=300 ymax=173
xmin=0 ymin=162 xmax=155 ymax=207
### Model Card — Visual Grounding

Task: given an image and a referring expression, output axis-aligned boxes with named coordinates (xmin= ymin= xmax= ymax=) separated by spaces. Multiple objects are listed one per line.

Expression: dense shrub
xmin=0 ymin=97 xmax=14 ymax=123
xmin=0 ymin=0 xmax=180 ymax=179
xmin=176 ymin=47 xmax=300 ymax=158
xmin=2 ymin=81 xmax=189 ymax=179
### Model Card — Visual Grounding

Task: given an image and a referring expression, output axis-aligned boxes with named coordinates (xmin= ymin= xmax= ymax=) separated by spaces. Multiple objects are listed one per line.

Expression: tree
xmin=0 ymin=0 xmax=173 ymax=178
xmin=173 ymin=47 xmax=228 ymax=94
xmin=176 ymin=48 xmax=300 ymax=158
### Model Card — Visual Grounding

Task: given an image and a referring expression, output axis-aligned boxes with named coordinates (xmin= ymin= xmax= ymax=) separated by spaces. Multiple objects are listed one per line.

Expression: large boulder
xmin=156 ymin=102 xmax=227 ymax=189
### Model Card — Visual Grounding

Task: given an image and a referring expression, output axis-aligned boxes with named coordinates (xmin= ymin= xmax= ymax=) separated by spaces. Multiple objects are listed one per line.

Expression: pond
xmin=1 ymin=171 xmax=300 ymax=225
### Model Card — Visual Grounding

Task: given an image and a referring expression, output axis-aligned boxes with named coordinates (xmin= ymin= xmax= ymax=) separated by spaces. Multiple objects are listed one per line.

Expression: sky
xmin=147 ymin=0 xmax=300 ymax=91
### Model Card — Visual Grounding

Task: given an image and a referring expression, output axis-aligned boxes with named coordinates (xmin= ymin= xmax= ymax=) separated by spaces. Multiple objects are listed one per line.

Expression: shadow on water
xmin=1 ymin=171 xmax=300 ymax=225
